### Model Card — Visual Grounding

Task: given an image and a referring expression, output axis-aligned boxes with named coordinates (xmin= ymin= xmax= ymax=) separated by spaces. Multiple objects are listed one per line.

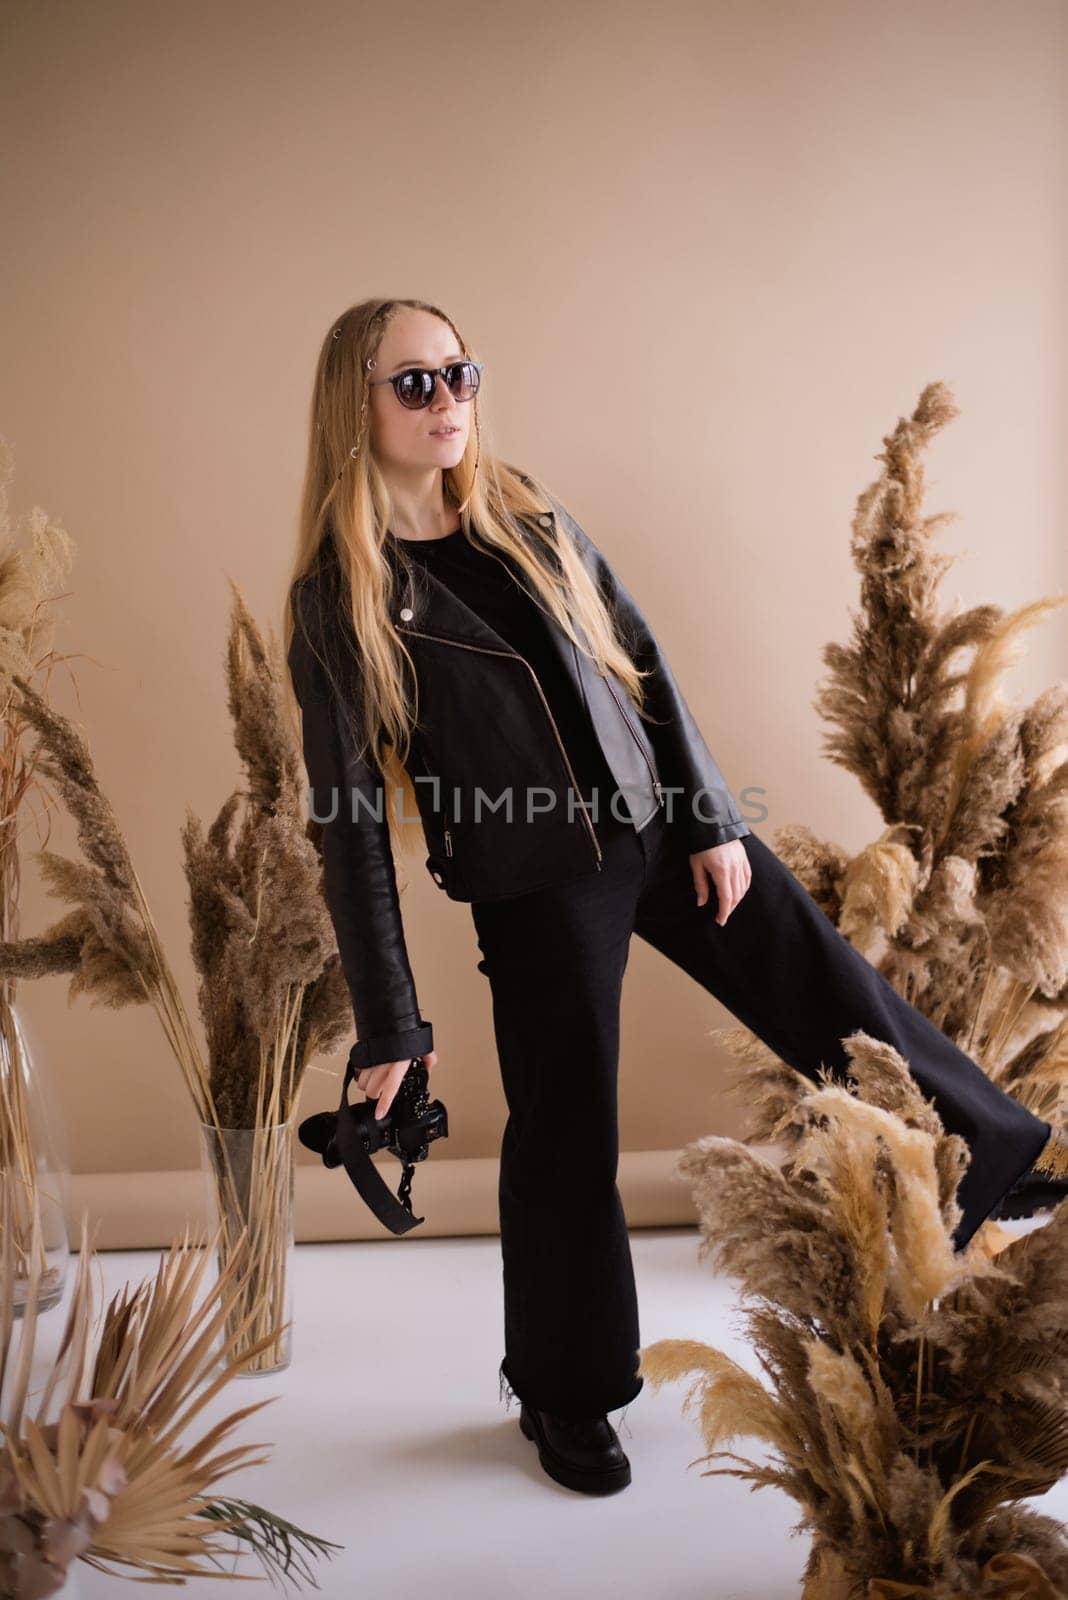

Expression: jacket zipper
xmin=396 ymin=624 xmax=603 ymax=868
xmin=603 ymin=677 xmax=664 ymax=809
xmin=417 ymin=752 xmax=452 ymax=856
xmin=479 ymin=539 xmax=664 ymax=818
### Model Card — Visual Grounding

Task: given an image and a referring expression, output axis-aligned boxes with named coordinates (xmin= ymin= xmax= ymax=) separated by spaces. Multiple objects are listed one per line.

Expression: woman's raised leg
xmin=633 ymin=813 xmax=1052 ymax=1252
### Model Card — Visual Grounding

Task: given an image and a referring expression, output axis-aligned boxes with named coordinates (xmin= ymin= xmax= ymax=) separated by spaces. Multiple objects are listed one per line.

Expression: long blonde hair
xmin=283 ymin=296 xmax=649 ymax=852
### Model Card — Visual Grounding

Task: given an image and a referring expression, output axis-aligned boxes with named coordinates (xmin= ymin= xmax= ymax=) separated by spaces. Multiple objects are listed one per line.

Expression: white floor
xmin=22 ymin=1218 xmax=1065 ymax=1600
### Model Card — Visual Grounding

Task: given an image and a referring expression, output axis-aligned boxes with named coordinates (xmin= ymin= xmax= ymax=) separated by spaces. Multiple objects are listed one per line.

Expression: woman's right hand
xmin=356 ymin=1051 xmax=437 ymax=1120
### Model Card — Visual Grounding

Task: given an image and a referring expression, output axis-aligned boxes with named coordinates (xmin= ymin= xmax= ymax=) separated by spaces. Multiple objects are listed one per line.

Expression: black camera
xmin=298 ymin=1053 xmax=448 ymax=1235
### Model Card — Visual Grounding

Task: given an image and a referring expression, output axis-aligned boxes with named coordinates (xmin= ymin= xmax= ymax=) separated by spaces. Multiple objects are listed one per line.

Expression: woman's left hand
xmin=690 ymin=839 xmax=752 ymax=926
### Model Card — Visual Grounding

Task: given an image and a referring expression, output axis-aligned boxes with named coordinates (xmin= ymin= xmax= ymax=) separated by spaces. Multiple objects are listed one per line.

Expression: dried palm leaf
xmin=0 ymin=1176 xmax=341 ymax=1595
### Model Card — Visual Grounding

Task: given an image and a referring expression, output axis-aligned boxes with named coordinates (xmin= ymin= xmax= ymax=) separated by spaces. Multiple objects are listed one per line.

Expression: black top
xmin=392 ymin=527 xmax=619 ymax=811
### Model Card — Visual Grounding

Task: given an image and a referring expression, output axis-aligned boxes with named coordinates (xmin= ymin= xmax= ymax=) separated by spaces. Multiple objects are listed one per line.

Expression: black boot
xmin=518 ymin=1403 xmax=632 ymax=1495
xmin=990 ymin=1122 xmax=1068 ymax=1221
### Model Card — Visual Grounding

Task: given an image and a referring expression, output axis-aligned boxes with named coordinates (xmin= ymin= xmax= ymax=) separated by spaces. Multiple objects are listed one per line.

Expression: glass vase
xmin=197 ymin=1117 xmax=295 ymax=1376
xmin=0 ymin=993 xmax=71 ymax=1316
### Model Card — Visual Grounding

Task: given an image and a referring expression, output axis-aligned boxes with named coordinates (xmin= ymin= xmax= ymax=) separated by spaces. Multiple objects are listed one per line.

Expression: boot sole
xmin=519 ymin=1404 xmax=632 ymax=1495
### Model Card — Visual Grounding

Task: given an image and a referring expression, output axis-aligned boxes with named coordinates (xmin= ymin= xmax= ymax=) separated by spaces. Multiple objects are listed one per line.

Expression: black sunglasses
xmin=368 ymin=360 xmax=483 ymax=411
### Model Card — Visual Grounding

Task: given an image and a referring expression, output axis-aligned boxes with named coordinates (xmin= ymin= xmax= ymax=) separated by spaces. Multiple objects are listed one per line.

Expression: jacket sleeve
xmin=550 ymin=496 xmax=751 ymax=854
xmin=287 ymin=577 xmax=433 ymax=1072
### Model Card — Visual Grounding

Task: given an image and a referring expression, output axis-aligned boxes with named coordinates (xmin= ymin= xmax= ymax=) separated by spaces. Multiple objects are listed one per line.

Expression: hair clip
xmin=332 ymin=327 xmax=342 ymax=339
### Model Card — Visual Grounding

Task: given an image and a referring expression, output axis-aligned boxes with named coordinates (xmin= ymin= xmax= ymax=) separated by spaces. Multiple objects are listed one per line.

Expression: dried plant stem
xmin=267 ymin=981 xmax=302 ymax=1125
xmin=964 ymin=965 xmax=995 ymax=1058
xmin=982 ymin=976 xmax=1038 ymax=1073
xmin=957 ymin=1412 xmax=979 ymax=1479
xmin=125 ymin=862 xmax=214 ymax=1126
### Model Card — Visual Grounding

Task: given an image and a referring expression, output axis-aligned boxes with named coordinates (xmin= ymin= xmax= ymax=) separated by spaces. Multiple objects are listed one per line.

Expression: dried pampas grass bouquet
xmin=0 ymin=582 xmax=352 ymax=1371
xmin=642 ymin=1032 xmax=1068 ymax=1598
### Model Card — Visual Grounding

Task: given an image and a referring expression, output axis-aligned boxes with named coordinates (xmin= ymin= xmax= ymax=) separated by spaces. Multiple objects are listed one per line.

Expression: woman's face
xmin=369 ymin=307 xmax=471 ymax=477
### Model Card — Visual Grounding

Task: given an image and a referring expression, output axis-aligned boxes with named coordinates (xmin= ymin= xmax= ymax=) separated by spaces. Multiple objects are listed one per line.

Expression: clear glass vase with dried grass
xmin=179 ymin=585 xmax=350 ymax=1375
xmin=0 ymin=579 xmax=351 ymax=1377
xmin=0 ymin=995 xmax=71 ymax=1316
xmin=0 ymin=436 xmax=83 ymax=1316
xmin=198 ymin=1118 xmax=297 ymax=1375
xmin=640 ymin=1032 xmax=1068 ymax=1598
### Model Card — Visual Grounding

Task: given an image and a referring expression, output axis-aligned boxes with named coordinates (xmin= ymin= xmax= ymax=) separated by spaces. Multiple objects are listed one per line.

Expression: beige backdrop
xmin=1 ymin=0 xmax=1065 ymax=1242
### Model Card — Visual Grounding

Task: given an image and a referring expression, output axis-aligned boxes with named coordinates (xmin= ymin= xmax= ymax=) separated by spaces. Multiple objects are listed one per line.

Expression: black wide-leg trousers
xmin=469 ymin=805 xmax=1052 ymax=1421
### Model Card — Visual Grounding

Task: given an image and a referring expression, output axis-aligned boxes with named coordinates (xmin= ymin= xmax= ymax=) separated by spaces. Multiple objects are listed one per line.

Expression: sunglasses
xmin=368 ymin=360 xmax=483 ymax=411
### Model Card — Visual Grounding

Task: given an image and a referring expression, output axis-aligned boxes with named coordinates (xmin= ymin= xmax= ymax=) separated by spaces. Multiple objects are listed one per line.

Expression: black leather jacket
xmin=287 ymin=490 xmax=750 ymax=1071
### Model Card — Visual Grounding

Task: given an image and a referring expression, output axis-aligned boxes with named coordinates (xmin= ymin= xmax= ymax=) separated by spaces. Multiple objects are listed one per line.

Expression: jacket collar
xmin=382 ymin=508 xmax=569 ymax=659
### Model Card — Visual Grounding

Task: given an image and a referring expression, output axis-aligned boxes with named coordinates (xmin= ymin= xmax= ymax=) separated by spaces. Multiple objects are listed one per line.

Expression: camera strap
xmin=297 ymin=1060 xmax=425 ymax=1236
xmin=333 ymin=1071 xmax=424 ymax=1235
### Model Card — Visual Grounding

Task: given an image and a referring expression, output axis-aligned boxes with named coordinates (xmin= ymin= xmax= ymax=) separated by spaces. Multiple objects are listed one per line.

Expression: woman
xmin=284 ymin=297 xmax=1063 ymax=1497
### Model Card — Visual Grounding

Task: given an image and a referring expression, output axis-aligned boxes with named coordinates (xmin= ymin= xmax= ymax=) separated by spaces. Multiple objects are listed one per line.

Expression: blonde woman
xmin=284 ymin=298 xmax=1064 ymax=1497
